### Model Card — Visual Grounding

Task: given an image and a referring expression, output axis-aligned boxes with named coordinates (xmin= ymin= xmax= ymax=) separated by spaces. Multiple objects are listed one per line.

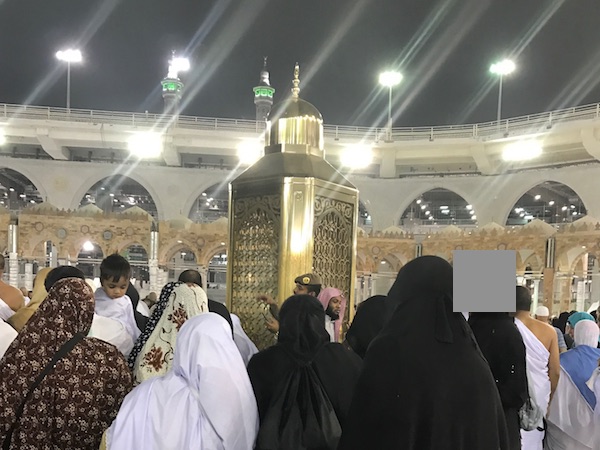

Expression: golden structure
xmin=227 ymin=64 xmax=359 ymax=349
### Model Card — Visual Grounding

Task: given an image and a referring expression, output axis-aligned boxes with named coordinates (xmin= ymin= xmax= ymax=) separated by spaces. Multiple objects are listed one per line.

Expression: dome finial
xmin=291 ymin=62 xmax=300 ymax=99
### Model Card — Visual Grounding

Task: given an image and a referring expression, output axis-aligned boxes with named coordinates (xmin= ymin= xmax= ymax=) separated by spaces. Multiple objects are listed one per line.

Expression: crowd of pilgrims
xmin=0 ymin=254 xmax=599 ymax=449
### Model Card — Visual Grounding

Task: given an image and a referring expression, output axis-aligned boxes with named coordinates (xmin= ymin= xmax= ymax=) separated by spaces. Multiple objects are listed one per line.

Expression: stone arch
xmin=160 ymin=239 xmax=200 ymax=265
xmin=116 ymin=240 xmax=150 ymax=256
xmin=200 ymin=243 xmax=228 ymax=268
xmin=394 ymin=185 xmax=475 ymax=226
xmin=355 ymin=252 xmax=367 ymax=273
xmin=555 ymin=245 xmax=588 ymax=274
xmin=75 ymin=240 xmax=104 ymax=279
xmin=0 ymin=166 xmax=49 ymax=211
xmin=69 ymin=169 xmax=164 ymax=220
xmin=522 ymin=252 xmax=543 ymax=272
xmin=21 ymin=232 xmax=58 ymax=259
xmin=379 ymin=252 xmax=408 ymax=274
xmin=184 ymin=176 xmax=233 ymax=222
xmin=500 ymin=179 xmax=588 ymax=226
xmin=0 ymin=162 xmax=50 ymax=205
xmin=568 ymin=248 xmax=599 ymax=275
xmin=74 ymin=239 xmax=106 ymax=259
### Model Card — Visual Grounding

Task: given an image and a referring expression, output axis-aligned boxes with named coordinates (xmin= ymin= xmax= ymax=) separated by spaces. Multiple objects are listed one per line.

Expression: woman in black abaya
xmin=247 ymin=294 xmax=362 ymax=450
xmin=337 ymin=256 xmax=509 ymax=450
xmin=468 ymin=312 xmax=528 ymax=450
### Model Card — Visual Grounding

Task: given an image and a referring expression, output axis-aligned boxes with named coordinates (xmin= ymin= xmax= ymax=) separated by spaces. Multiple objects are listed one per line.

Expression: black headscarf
xmin=555 ymin=311 xmax=570 ymax=334
xmin=385 ymin=255 xmax=453 ymax=316
xmin=277 ymin=294 xmax=330 ymax=364
xmin=338 ymin=256 xmax=509 ymax=450
xmin=344 ymin=295 xmax=387 ymax=359
xmin=44 ymin=266 xmax=85 ymax=292
xmin=126 ymin=282 xmax=148 ymax=333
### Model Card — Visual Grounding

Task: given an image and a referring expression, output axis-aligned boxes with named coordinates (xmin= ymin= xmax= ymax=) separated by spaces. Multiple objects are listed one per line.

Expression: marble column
xmin=149 ymin=228 xmax=159 ymax=293
xmin=8 ymin=223 xmax=18 ymax=288
xmin=531 ymin=279 xmax=540 ymax=312
xmin=24 ymin=263 xmax=33 ymax=291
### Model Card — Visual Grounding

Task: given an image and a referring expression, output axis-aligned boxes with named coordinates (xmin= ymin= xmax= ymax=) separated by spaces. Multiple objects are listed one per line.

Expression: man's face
xmin=535 ymin=315 xmax=549 ymax=324
xmin=101 ymin=276 xmax=129 ymax=299
xmin=294 ymin=284 xmax=309 ymax=295
xmin=328 ymin=296 xmax=342 ymax=316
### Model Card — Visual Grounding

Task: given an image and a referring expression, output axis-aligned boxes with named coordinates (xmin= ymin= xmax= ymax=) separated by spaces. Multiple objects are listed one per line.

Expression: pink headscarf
xmin=317 ymin=287 xmax=346 ymax=342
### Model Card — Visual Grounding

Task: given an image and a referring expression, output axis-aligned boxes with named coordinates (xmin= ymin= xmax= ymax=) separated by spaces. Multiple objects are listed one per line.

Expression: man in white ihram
xmin=514 ymin=286 xmax=560 ymax=450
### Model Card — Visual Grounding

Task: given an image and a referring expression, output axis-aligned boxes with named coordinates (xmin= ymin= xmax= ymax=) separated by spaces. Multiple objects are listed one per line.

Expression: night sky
xmin=1 ymin=0 xmax=599 ymax=127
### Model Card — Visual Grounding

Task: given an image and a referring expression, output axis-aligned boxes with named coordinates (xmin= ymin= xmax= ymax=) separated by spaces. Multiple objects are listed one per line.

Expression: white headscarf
xmin=231 ymin=314 xmax=259 ymax=366
xmin=574 ymin=320 xmax=600 ymax=347
xmin=133 ymin=283 xmax=208 ymax=384
xmin=107 ymin=313 xmax=259 ymax=450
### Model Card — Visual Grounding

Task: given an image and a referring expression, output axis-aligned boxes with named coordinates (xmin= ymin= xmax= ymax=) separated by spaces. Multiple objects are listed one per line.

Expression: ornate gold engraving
xmin=230 ymin=195 xmax=281 ymax=349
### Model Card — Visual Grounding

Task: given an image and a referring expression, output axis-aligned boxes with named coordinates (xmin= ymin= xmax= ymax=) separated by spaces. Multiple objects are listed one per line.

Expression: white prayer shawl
xmin=324 ymin=315 xmax=335 ymax=343
xmin=136 ymin=300 xmax=150 ymax=318
xmin=515 ymin=318 xmax=551 ymax=450
xmin=546 ymin=367 xmax=597 ymax=449
xmin=0 ymin=298 xmax=15 ymax=321
xmin=94 ymin=288 xmax=140 ymax=343
xmin=231 ymin=314 xmax=258 ymax=366
xmin=107 ymin=313 xmax=259 ymax=450
xmin=0 ymin=319 xmax=17 ymax=359
xmin=133 ymin=283 xmax=208 ymax=384
xmin=88 ymin=314 xmax=134 ymax=357
xmin=587 ymin=367 xmax=600 ymax=426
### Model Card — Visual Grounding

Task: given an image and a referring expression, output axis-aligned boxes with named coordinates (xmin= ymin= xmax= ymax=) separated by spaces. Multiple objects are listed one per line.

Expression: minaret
xmin=228 ymin=64 xmax=359 ymax=349
xmin=253 ymin=57 xmax=275 ymax=122
xmin=161 ymin=52 xmax=188 ymax=115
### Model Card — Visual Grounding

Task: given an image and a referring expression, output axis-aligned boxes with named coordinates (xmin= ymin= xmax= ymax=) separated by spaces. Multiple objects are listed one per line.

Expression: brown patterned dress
xmin=0 ymin=277 xmax=132 ymax=450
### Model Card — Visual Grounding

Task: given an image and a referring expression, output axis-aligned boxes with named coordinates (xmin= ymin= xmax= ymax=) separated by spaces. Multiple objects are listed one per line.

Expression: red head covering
xmin=317 ymin=287 xmax=346 ymax=342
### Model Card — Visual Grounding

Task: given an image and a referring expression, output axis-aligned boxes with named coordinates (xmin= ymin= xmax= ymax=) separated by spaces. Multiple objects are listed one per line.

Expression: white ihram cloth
xmin=546 ymin=366 xmax=597 ymax=449
xmin=587 ymin=368 xmax=600 ymax=442
xmin=88 ymin=314 xmax=134 ymax=357
xmin=515 ymin=318 xmax=551 ymax=450
xmin=231 ymin=314 xmax=258 ymax=366
xmin=0 ymin=298 xmax=15 ymax=321
xmin=94 ymin=288 xmax=140 ymax=343
xmin=107 ymin=313 xmax=259 ymax=450
xmin=0 ymin=319 xmax=17 ymax=359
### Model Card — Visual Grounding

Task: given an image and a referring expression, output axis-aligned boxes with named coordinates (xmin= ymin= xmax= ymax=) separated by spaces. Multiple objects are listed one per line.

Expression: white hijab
xmin=133 ymin=283 xmax=208 ymax=384
xmin=107 ymin=313 xmax=259 ymax=450
xmin=231 ymin=314 xmax=258 ymax=366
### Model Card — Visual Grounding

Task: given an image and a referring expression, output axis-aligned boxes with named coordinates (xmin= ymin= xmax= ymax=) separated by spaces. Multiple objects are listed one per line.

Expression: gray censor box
xmin=453 ymin=250 xmax=516 ymax=313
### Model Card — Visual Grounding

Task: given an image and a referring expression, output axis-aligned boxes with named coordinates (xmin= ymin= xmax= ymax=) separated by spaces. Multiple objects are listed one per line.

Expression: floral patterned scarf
xmin=132 ymin=283 xmax=208 ymax=384
xmin=0 ymin=278 xmax=132 ymax=450
xmin=127 ymin=282 xmax=181 ymax=370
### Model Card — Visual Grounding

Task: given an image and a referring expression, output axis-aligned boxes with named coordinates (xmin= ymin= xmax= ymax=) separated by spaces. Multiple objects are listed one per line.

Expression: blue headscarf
xmin=561 ymin=344 xmax=600 ymax=408
xmin=567 ymin=311 xmax=595 ymax=329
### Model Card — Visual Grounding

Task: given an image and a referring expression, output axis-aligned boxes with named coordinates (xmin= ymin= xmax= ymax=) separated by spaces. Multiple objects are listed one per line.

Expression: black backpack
xmin=256 ymin=362 xmax=342 ymax=450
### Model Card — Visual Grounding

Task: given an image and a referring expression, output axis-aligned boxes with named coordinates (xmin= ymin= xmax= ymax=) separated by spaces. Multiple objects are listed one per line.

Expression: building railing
xmin=1 ymin=101 xmax=599 ymax=142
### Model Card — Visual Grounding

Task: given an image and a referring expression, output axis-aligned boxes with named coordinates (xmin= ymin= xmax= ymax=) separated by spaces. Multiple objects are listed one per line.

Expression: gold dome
xmin=265 ymin=63 xmax=324 ymax=153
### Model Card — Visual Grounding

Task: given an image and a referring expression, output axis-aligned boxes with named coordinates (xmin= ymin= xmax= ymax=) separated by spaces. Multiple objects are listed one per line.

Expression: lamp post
xmin=56 ymin=49 xmax=82 ymax=111
xmin=489 ymin=59 xmax=515 ymax=125
xmin=379 ymin=71 xmax=403 ymax=141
